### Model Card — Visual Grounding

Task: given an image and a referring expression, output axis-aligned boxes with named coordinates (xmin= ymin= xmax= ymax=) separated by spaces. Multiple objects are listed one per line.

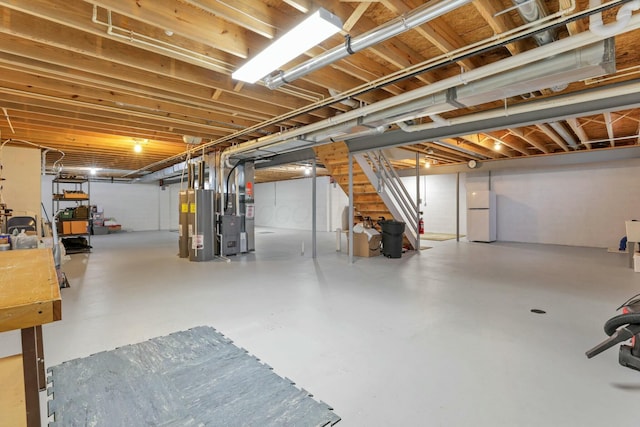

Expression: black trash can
xmin=379 ymin=220 xmax=405 ymax=258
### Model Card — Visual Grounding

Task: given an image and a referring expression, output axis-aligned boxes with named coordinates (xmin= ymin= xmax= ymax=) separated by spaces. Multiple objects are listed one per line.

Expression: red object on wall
xmin=419 ymin=217 xmax=424 ymax=234
xmin=246 ymin=182 xmax=253 ymax=198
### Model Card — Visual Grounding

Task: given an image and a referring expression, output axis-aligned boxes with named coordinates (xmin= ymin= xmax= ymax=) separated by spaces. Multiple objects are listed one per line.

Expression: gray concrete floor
xmin=2 ymin=228 xmax=640 ymax=426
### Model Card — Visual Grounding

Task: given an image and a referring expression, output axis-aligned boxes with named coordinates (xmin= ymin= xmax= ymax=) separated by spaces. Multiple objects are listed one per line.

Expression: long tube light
xmin=232 ymin=8 xmax=342 ymax=84
xmin=264 ymin=0 xmax=472 ymax=89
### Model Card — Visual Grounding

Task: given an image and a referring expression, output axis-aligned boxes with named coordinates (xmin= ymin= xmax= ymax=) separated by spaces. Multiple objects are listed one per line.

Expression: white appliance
xmin=467 ymin=190 xmax=496 ymax=242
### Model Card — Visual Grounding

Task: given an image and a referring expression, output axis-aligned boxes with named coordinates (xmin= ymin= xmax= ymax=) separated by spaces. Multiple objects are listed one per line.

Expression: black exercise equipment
xmin=586 ymin=295 xmax=640 ymax=372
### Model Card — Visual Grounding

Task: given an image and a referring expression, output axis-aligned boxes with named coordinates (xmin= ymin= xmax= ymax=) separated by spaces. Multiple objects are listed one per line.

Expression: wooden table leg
xmin=21 ymin=327 xmax=41 ymax=427
xmin=35 ymin=325 xmax=46 ymax=391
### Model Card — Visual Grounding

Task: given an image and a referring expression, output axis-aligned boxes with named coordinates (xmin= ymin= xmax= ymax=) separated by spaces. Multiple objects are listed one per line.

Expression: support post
xmin=348 ymin=152 xmax=354 ymax=264
xmin=416 ymin=152 xmax=421 ymax=252
xmin=312 ymin=157 xmax=317 ymax=259
xmin=456 ymin=172 xmax=460 ymax=242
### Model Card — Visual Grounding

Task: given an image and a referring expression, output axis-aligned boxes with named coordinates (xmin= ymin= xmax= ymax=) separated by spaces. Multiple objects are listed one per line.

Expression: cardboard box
xmin=62 ymin=221 xmax=73 ymax=235
xmin=349 ymin=232 xmax=381 ymax=257
xmin=62 ymin=221 xmax=88 ymax=235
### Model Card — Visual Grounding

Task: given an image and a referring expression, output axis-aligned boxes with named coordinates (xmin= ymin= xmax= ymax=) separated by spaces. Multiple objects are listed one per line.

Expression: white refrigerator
xmin=467 ymin=190 xmax=496 ymax=242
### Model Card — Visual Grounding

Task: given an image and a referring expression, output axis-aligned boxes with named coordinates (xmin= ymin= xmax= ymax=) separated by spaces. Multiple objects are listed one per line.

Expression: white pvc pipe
xmin=589 ymin=0 xmax=640 ymax=37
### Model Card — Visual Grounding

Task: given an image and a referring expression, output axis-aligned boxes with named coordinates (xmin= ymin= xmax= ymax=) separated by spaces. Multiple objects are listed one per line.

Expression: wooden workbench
xmin=0 ymin=248 xmax=62 ymax=427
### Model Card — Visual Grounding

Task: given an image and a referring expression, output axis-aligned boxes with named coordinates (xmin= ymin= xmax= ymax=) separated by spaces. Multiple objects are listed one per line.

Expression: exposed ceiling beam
xmin=343 ymin=2 xmax=370 ymax=32
xmin=380 ymin=0 xmax=477 ymax=71
xmin=180 ymin=0 xmax=277 ymax=39
xmin=83 ymin=0 xmax=254 ymax=58
xmin=603 ymin=112 xmax=615 ymax=147
xmin=536 ymin=124 xmax=570 ymax=152
xmin=483 ymin=131 xmax=529 ymax=156
xmin=566 ymin=117 xmax=591 ymax=149
xmin=283 ymin=0 xmax=312 ymax=13
xmin=395 ymin=145 xmax=640 ymax=176
xmin=508 ymin=127 xmax=550 ymax=153
xmin=559 ymin=0 xmax=584 ymax=36
xmin=459 ymin=134 xmax=509 ymax=158
xmin=471 ymin=0 xmax=524 ymax=55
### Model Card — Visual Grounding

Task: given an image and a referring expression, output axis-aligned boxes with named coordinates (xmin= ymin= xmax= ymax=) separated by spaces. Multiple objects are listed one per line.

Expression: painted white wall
xmin=158 ymin=182 xmax=181 ymax=231
xmin=255 ymin=176 xmax=342 ymax=231
xmin=36 ymin=156 xmax=640 ymax=247
xmin=401 ymin=174 xmax=467 ymax=235
xmin=328 ymin=179 xmax=349 ymax=231
xmin=253 ymin=157 xmax=640 ymax=248
xmin=487 ymin=159 xmax=640 ymax=248
xmin=42 ymin=175 xmax=163 ymax=231
xmin=2 ymin=146 xmax=41 ymax=226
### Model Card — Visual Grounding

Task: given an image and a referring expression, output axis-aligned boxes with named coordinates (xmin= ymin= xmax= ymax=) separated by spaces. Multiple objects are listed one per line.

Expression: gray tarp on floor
xmin=47 ymin=326 xmax=340 ymax=426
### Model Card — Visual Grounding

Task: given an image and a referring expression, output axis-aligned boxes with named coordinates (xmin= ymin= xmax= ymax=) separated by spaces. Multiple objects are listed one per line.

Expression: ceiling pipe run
xmin=391 ymin=79 xmax=640 ymax=137
xmin=219 ymin=10 xmax=639 ymax=166
xmin=589 ymin=0 xmax=640 ymax=37
xmin=263 ymin=0 xmax=472 ymax=89
xmin=549 ymin=121 xmax=579 ymax=148
xmin=513 ymin=0 xmax=556 ymax=46
xmin=389 ymin=39 xmax=614 ymax=133
xmin=347 ymin=79 xmax=640 ymax=154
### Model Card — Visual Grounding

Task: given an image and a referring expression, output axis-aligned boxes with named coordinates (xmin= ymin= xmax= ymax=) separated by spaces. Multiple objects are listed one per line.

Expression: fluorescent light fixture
xmin=232 ymin=8 xmax=342 ymax=84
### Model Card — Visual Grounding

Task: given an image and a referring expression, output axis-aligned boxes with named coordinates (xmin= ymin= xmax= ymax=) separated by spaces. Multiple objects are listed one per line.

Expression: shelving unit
xmin=52 ymin=177 xmax=91 ymax=254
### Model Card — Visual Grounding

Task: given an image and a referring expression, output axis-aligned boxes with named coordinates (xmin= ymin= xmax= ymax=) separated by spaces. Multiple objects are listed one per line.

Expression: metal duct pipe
xmin=349 ymin=79 xmax=640 ymax=154
xmin=263 ymin=0 xmax=472 ymax=89
xmin=549 ymin=121 xmax=578 ymax=148
xmin=513 ymin=0 xmax=555 ymax=46
xmin=395 ymin=39 xmax=613 ymax=133
xmin=512 ymin=0 xmax=562 ymax=92
xmin=222 ymin=14 xmax=640 ymax=162
xmin=395 ymin=79 xmax=640 ymax=136
xmin=328 ymin=88 xmax=359 ymax=108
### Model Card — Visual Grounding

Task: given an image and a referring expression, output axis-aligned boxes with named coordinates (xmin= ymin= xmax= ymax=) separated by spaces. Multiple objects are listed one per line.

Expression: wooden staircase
xmin=314 ymin=141 xmax=394 ymax=225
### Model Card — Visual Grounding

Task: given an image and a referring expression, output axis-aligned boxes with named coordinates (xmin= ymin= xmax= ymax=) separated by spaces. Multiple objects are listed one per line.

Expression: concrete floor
xmin=2 ymin=228 xmax=640 ymax=426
